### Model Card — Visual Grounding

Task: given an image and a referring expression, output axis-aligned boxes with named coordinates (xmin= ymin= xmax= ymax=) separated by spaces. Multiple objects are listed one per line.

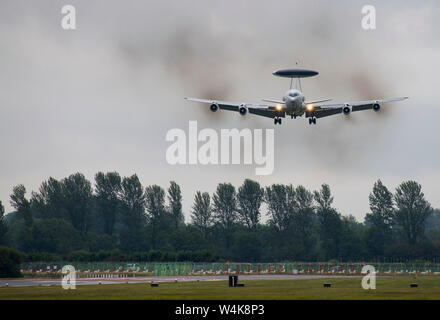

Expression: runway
xmin=0 ymin=275 xmax=360 ymax=287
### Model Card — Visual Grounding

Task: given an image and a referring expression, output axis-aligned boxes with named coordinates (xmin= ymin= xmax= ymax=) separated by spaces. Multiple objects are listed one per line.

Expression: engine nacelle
xmin=239 ymin=104 xmax=247 ymax=115
xmin=373 ymin=103 xmax=380 ymax=112
xmin=210 ymin=103 xmax=219 ymax=112
xmin=342 ymin=104 xmax=351 ymax=115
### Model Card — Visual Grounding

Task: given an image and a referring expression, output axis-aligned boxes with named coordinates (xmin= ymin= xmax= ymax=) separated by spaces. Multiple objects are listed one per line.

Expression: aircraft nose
xmin=289 ymin=96 xmax=300 ymax=102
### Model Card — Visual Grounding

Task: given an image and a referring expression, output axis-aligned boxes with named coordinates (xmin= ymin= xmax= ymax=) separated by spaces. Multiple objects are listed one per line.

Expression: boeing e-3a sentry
xmin=185 ymin=68 xmax=408 ymax=125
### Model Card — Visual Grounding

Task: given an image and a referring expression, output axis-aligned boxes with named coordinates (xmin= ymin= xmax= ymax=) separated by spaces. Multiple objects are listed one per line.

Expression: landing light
xmin=306 ymin=104 xmax=314 ymax=111
xmin=275 ymin=104 xmax=283 ymax=111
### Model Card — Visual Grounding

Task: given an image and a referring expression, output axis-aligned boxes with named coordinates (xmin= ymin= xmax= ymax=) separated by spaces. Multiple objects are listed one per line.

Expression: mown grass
xmin=1 ymin=276 xmax=440 ymax=300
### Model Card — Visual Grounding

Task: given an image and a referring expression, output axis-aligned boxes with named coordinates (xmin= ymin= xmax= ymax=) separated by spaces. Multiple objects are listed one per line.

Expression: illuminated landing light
xmin=275 ymin=104 xmax=283 ymax=111
xmin=306 ymin=104 xmax=314 ymax=111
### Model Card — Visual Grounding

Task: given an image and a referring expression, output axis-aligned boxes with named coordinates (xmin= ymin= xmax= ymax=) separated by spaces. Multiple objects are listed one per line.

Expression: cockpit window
xmin=289 ymin=92 xmax=299 ymax=97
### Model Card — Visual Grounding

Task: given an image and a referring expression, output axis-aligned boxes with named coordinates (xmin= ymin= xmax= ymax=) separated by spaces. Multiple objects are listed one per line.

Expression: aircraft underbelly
xmin=286 ymin=101 xmax=303 ymax=115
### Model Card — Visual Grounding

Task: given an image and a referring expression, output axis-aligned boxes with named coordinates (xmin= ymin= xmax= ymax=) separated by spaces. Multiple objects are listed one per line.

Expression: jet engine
xmin=342 ymin=104 xmax=351 ymax=115
xmin=239 ymin=104 xmax=247 ymax=115
xmin=373 ymin=103 xmax=380 ymax=112
xmin=210 ymin=103 xmax=219 ymax=112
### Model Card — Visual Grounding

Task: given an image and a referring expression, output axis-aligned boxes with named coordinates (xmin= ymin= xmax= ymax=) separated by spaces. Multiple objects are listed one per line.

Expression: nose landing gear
xmin=274 ymin=117 xmax=282 ymax=125
xmin=308 ymin=117 xmax=317 ymax=125
xmin=291 ymin=114 xmax=297 ymax=119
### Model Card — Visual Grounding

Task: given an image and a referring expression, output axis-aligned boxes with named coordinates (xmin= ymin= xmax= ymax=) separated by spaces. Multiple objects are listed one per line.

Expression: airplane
xmin=185 ymin=68 xmax=408 ymax=125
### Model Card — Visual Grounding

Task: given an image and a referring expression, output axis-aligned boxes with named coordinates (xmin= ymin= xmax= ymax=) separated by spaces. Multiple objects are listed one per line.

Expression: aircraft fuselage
xmin=282 ymin=89 xmax=306 ymax=116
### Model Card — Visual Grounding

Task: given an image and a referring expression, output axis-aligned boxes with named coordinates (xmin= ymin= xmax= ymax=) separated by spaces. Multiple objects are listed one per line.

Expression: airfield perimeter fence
xmin=20 ymin=262 xmax=440 ymax=277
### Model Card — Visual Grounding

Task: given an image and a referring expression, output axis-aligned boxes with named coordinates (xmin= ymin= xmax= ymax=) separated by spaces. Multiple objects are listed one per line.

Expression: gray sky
xmin=1 ymin=0 xmax=439 ymax=222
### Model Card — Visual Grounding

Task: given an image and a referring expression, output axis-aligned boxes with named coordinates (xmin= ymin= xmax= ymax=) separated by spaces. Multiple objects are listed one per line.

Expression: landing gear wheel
xmin=313 ymin=117 xmax=317 ymax=125
xmin=309 ymin=117 xmax=317 ymax=125
xmin=291 ymin=114 xmax=297 ymax=119
xmin=274 ymin=117 xmax=282 ymax=125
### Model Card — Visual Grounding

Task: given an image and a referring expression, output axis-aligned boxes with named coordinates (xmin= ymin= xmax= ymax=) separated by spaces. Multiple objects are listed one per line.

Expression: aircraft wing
xmin=185 ymin=97 xmax=286 ymax=118
xmin=307 ymin=97 xmax=408 ymax=118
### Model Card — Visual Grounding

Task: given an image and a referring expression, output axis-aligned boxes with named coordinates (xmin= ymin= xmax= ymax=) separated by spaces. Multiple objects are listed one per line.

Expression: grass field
xmin=1 ymin=276 xmax=440 ymax=300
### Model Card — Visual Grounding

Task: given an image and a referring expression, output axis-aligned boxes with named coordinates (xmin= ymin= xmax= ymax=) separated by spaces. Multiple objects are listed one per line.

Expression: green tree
xmin=190 ymin=191 xmax=212 ymax=238
xmin=167 ymin=181 xmax=184 ymax=229
xmin=426 ymin=209 xmax=440 ymax=230
xmin=232 ymin=232 xmax=262 ymax=262
xmin=265 ymin=184 xmax=295 ymax=231
xmin=119 ymin=227 xmax=149 ymax=253
xmin=10 ymin=185 xmax=33 ymax=251
xmin=314 ymin=184 xmax=342 ymax=260
xmin=365 ymin=180 xmax=395 ymax=257
xmin=10 ymin=184 xmax=32 ymax=227
xmin=61 ymin=173 xmax=93 ymax=234
xmin=120 ymin=174 xmax=146 ymax=229
xmin=292 ymin=185 xmax=315 ymax=256
xmin=119 ymin=175 xmax=147 ymax=252
xmin=394 ymin=181 xmax=432 ymax=244
xmin=31 ymin=177 xmax=66 ymax=220
xmin=368 ymin=180 xmax=395 ymax=226
xmin=0 ymin=246 xmax=23 ymax=278
xmin=169 ymin=226 xmax=206 ymax=252
xmin=32 ymin=218 xmax=82 ymax=254
xmin=212 ymin=183 xmax=237 ymax=249
xmin=145 ymin=184 xmax=166 ymax=249
xmin=95 ymin=172 xmax=122 ymax=235
xmin=313 ymin=183 xmax=333 ymax=211
xmin=0 ymin=201 xmax=7 ymax=245
xmin=85 ymin=232 xmax=117 ymax=252
xmin=237 ymin=179 xmax=264 ymax=230
xmin=339 ymin=215 xmax=367 ymax=261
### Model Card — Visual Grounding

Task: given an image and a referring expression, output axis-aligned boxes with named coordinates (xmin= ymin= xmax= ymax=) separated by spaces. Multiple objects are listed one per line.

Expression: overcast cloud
xmin=0 ymin=0 xmax=439 ymax=222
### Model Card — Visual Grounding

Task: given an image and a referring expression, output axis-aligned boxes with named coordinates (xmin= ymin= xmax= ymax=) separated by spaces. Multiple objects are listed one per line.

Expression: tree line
xmin=0 ymin=172 xmax=439 ymax=263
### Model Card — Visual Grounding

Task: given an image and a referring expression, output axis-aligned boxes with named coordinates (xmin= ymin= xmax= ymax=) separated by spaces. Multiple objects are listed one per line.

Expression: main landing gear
xmin=274 ymin=117 xmax=282 ymax=125
xmin=308 ymin=117 xmax=317 ymax=125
